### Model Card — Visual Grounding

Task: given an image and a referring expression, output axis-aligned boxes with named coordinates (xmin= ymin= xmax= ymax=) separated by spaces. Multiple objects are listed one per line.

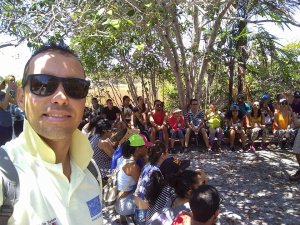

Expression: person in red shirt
xmin=149 ymin=100 xmax=169 ymax=148
xmin=168 ymin=108 xmax=185 ymax=153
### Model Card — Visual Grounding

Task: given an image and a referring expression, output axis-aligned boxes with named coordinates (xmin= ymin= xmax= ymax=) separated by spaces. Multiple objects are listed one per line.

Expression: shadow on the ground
xmin=182 ymin=145 xmax=300 ymax=225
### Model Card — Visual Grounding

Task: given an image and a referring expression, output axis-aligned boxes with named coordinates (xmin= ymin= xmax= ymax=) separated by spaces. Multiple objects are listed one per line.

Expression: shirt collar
xmin=20 ymin=119 xmax=93 ymax=170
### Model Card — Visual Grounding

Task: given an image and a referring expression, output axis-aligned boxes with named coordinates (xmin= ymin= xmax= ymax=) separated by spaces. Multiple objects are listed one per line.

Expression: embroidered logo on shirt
xmin=87 ymin=195 xmax=101 ymax=219
xmin=40 ymin=218 xmax=57 ymax=225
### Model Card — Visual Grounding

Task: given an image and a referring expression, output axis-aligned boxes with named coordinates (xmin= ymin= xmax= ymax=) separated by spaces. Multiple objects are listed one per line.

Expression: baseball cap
xmin=139 ymin=134 xmax=154 ymax=147
xmin=294 ymin=91 xmax=300 ymax=98
xmin=173 ymin=108 xmax=182 ymax=114
xmin=160 ymin=157 xmax=190 ymax=176
xmin=261 ymin=94 xmax=270 ymax=100
xmin=237 ymin=93 xmax=245 ymax=99
xmin=230 ymin=104 xmax=239 ymax=111
xmin=279 ymin=98 xmax=287 ymax=104
xmin=111 ymin=128 xmax=139 ymax=145
xmin=129 ymin=134 xmax=145 ymax=147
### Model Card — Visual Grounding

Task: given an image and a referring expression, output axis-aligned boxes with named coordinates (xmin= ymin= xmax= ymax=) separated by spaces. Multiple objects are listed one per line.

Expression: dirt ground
xmin=103 ymin=144 xmax=300 ymax=225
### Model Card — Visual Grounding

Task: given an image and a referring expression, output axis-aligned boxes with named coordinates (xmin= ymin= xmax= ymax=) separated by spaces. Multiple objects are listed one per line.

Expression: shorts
xmin=170 ymin=129 xmax=184 ymax=140
xmin=134 ymin=208 xmax=147 ymax=225
xmin=293 ymin=129 xmax=300 ymax=154
xmin=115 ymin=192 xmax=135 ymax=216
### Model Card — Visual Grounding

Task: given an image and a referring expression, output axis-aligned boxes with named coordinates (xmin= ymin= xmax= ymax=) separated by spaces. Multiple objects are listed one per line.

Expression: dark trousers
xmin=14 ymin=120 xmax=24 ymax=137
xmin=0 ymin=125 xmax=13 ymax=146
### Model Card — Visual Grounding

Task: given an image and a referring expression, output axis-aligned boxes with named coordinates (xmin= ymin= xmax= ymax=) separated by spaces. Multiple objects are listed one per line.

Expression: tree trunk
xmin=195 ymin=0 xmax=235 ymax=100
xmin=228 ymin=58 xmax=235 ymax=106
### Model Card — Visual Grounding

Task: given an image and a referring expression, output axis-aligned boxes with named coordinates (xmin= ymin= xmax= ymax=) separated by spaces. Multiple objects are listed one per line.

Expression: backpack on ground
xmin=0 ymin=147 xmax=100 ymax=225
xmin=102 ymin=168 xmax=119 ymax=206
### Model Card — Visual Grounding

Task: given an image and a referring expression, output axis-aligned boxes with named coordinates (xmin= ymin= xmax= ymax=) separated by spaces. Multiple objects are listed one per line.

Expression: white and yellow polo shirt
xmin=0 ymin=120 xmax=103 ymax=225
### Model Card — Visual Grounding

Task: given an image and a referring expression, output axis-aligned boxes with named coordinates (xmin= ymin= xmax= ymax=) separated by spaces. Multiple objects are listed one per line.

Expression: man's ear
xmin=17 ymin=87 xmax=25 ymax=111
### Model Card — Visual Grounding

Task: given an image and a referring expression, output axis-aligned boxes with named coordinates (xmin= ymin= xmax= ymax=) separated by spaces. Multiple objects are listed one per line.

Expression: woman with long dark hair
xmin=89 ymin=119 xmax=114 ymax=183
xmin=134 ymin=140 xmax=168 ymax=225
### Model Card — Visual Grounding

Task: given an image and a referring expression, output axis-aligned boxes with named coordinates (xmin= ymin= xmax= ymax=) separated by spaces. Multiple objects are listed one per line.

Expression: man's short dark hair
xmin=189 ymin=185 xmax=221 ymax=223
xmin=106 ymin=98 xmax=113 ymax=103
xmin=154 ymin=99 xmax=161 ymax=106
xmin=22 ymin=42 xmax=85 ymax=84
xmin=190 ymin=98 xmax=197 ymax=105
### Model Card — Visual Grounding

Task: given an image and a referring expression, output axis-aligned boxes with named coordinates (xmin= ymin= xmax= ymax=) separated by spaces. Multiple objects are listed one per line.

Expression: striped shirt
xmin=184 ymin=110 xmax=204 ymax=126
xmin=90 ymin=134 xmax=112 ymax=178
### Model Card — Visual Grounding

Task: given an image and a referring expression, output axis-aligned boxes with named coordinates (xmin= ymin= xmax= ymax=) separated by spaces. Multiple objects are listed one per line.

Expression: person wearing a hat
xmin=110 ymin=127 xmax=140 ymax=170
xmin=226 ymin=104 xmax=247 ymax=151
xmin=273 ymin=98 xmax=293 ymax=149
xmin=0 ymin=75 xmax=17 ymax=145
xmin=260 ymin=94 xmax=274 ymax=128
xmin=115 ymin=133 xmax=152 ymax=216
xmin=168 ymin=108 xmax=185 ymax=153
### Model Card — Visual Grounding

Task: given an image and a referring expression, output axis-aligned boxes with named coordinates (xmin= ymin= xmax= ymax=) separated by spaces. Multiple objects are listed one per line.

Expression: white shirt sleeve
xmin=0 ymin=176 xmax=3 ymax=205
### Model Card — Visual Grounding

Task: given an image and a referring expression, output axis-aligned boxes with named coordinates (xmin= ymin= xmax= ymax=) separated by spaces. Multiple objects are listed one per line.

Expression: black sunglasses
xmin=22 ymin=74 xmax=90 ymax=99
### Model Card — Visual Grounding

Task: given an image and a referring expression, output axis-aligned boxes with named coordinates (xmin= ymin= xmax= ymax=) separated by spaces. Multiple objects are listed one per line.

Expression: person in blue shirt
xmin=236 ymin=93 xmax=251 ymax=118
xmin=0 ymin=75 xmax=17 ymax=145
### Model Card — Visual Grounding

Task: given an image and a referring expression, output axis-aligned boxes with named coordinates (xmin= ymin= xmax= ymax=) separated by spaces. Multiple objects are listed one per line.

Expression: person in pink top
xmin=168 ymin=108 xmax=185 ymax=153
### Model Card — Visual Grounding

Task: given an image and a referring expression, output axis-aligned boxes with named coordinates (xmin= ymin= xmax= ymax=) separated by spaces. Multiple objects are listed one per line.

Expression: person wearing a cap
xmin=273 ymin=98 xmax=293 ymax=149
xmin=115 ymin=133 xmax=151 ymax=217
xmin=236 ymin=93 xmax=251 ymax=118
xmin=168 ymin=108 xmax=185 ymax=153
xmin=260 ymin=93 xmax=274 ymax=127
xmin=289 ymin=91 xmax=300 ymax=181
xmin=0 ymin=75 xmax=17 ymax=145
xmin=149 ymin=100 xmax=169 ymax=149
xmin=134 ymin=140 xmax=168 ymax=225
xmin=226 ymin=104 xmax=247 ymax=151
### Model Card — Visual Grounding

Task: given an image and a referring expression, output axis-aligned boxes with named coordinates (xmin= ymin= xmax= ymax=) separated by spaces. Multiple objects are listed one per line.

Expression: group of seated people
xmin=78 ymin=90 xmax=300 ymax=223
xmin=83 ymin=117 xmax=221 ymax=225
xmin=80 ymin=90 xmax=300 ymax=154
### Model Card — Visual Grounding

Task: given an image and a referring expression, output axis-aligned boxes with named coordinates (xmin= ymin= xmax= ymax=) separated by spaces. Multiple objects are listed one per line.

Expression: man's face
xmin=92 ymin=99 xmax=99 ymax=109
xmin=138 ymin=97 xmax=144 ymax=105
xmin=124 ymin=98 xmax=130 ymax=106
xmin=107 ymin=100 xmax=113 ymax=109
xmin=155 ymin=101 xmax=163 ymax=111
xmin=18 ymin=51 xmax=86 ymax=142
xmin=191 ymin=101 xmax=198 ymax=110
